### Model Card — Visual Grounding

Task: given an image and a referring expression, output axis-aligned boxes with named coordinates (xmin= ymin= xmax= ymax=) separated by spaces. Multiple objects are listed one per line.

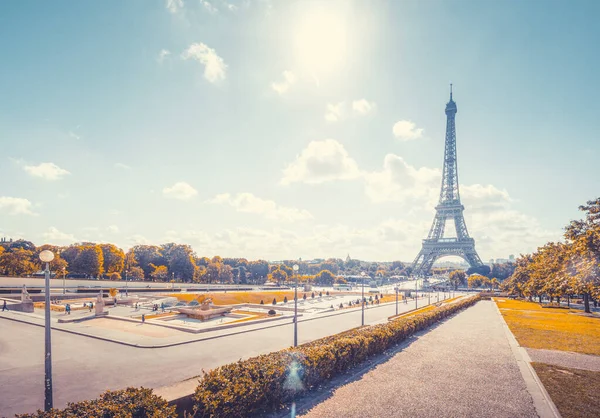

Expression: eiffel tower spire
xmin=411 ymin=86 xmax=483 ymax=276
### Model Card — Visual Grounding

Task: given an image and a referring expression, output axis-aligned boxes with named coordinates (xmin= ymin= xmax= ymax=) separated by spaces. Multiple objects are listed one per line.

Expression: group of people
xmin=151 ymin=303 xmax=165 ymax=312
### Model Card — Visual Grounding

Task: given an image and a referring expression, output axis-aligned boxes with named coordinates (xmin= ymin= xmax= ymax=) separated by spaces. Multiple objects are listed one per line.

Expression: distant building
xmin=509 ymin=254 xmax=515 ymax=261
xmin=346 ymin=254 xmax=351 ymax=263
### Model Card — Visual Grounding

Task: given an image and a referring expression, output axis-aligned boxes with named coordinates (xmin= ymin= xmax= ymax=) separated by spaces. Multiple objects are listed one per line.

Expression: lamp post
xmin=62 ymin=267 xmax=66 ymax=295
xmin=293 ymin=264 xmax=299 ymax=347
xmin=125 ymin=270 xmax=129 ymax=297
xmin=360 ymin=272 xmax=366 ymax=326
xmin=415 ymin=278 xmax=418 ymax=310
xmin=395 ymin=286 xmax=398 ymax=316
xmin=39 ymin=250 xmax=54 ymax=412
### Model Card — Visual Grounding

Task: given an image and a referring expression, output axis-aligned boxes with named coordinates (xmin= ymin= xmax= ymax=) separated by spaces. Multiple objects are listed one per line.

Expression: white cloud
xmin=281 ymin=139 xmax=361 ymax=185
xmin=393 ymin=120 xmax=424 ymax=141
xmin=114 ymin=162 xmax=132 ymax=170
xmin=68 ymin=131 xmax=81 ymax=140
xmin=226 ymin=3 xmax=238 ymax=11
xmin=325 ymin=100 xmax=376 ymax=122
xmin=181 ymin=42 xmax=227 ymax=83
xmin=157 ymin=49 xmax=171 ymax=63
xmin=208 ymin=192 xmax=313 ymax=222
xmin=107 ymin=225 xmax=120 ymax=234
xmin=42 ymin=227 xmax=76 ymax=243
xmin=271 ymin=70 xmax=297 ymax=95
xmin=0 ymin=197 xmax=36 ymax=216
xmin=324 ymin=102 xmax=346 ymax=122
xmin=163 ymin=182 xmax=198 ymax=200
xmin=201 ymin=1 xmax=218 ymax=14
xmin=363 ymin=154 xmax=440 ymax=204
xmin=23 ymin=162 xmax=70 ymax=181
xmin=352 ymin=99 xmax=376 ymax=116
xmin=165 ymin=0 xmax=184 ymax=14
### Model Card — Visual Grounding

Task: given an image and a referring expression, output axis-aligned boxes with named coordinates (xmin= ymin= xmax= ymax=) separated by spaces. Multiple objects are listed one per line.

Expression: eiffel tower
xmin=411 ymin=86 xmax=483 ymax=276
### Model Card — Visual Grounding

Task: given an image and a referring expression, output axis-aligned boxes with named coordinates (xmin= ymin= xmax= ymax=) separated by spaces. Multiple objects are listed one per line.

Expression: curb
xmin=493 ymin=302 xmax=561 ymax=418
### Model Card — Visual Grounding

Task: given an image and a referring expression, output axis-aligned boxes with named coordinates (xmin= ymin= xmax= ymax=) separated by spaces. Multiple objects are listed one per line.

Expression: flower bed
xmin=16 ymin=387 xmax=176 ymax=418
xmin=192 ymin=294 xmax=481 ymax=417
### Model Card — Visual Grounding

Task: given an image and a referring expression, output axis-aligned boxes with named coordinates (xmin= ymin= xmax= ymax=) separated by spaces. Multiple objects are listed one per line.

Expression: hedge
xmin=192 ymin=294 xmax=481 ymax=417
xmin=16 ymin=387 xmax=176 ymax=418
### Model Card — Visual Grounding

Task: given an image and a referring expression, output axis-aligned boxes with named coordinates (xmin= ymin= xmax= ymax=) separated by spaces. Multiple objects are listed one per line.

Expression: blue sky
xmin=1 ymin=0 xmax=599 ymax=262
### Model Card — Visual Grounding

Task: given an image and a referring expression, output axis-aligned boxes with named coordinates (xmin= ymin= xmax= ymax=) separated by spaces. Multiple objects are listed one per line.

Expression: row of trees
xmin=502 ymin=198 xmax=600 ymax=312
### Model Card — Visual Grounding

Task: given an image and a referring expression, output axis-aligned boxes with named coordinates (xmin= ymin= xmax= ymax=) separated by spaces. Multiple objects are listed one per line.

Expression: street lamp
xmin=62 ymin=267 xmax=66 ymax=295
xmin=395 ymin=286 xmax=399 ymax=316
xmin=360 ymin=272 xmax=366 ymax=326
xmin=39 ymin=250 xmax=54 ymax=411
xmin=125 ymin=270 xmax=129 ymax=297
xmin=293 ymin=264 xmax=299 ymax=347
xmin=415 ymin=278 xmax=418 ymax=310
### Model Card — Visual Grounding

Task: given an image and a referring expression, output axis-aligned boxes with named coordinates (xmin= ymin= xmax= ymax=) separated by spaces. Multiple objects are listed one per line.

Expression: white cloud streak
xmin=23 ymin=162 xmax=70 ymax=181
xmin=208 ymin=192 xmax=313 ymax=222
xmin=163 ymin=182 xmax=198 ymax=200
xmin=181 ymin=42 xmax=227 ymax=83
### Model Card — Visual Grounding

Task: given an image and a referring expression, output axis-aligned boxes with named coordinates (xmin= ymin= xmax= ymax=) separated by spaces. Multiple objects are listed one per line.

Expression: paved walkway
xmin=527 ymin=347 xmax=600 ymax=372
xmin=299 ymin=301 xmax=538 ymax=418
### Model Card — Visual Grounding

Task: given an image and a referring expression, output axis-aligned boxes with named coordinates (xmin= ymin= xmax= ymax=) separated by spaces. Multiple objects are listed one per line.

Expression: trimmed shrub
xmin=268 ymin=309 xmax=276 ymax=316
xmin=272 ymin=298 xmax=277 ymax=305
xmin=17 ymin=387 xmax=176 ymax=418
xmin=284 ymin=296 xmax=288 ymax=303
xmin=193 ymin=295 xmax=481 ymax=417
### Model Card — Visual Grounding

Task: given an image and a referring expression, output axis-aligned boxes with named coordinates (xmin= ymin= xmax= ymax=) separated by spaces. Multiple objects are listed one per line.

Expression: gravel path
xmin=527 ymin=347 xmax=600 ymax=372
xmin=299 ymin=301 xmax=537 ymax=418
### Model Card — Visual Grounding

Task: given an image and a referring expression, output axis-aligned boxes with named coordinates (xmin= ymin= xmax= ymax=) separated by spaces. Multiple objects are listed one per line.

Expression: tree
xmin=467 ymin=274 xmax=486 ymax=289
xmin=314 ymin=269 xmax=335 ymax=286
xmin=99 ymin=244 xmax=125 ymax=274
xmin=163 ymin=244 xmax=197 ymax=282
xmin=268 ymin=267 xmax=287 ymax=285
xmin=110 ymin=272 xmax=121 ymax=280
xmin=150 ymin=265 xmax=169 ymax=281
xmin=131 ymin=245 xmax=164 ymax=279
xmin=248 ymin=260 xmax=269 ymax=283
xmin=272 ymin=298 xmax=277 ymax=305
xmin=564 ymin=198 xmax=600 ymax=312
xmin=129 ymin=266 xmax=145 ymax=280
xmin=72 ymin=245 xmax=104 ymax=277
xmin=449 ymin=270 xmax=467 ymax=289
xmin=466 ymin=265 xmax=491 ymax=277
xmin=0 ymin=248 xmax=36 ymax=276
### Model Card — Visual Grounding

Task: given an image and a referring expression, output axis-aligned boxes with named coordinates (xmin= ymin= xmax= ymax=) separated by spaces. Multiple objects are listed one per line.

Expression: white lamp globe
xmin=39 ymin=250 xmax=54 ymax=263
xmin=293 ymin=264 xmax=299 ymax=272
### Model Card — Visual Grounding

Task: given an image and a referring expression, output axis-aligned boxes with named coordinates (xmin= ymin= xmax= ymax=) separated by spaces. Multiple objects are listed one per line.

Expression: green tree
xmin=315 ymin=269 xmax=335 ymax=286
xmin=150 ymin=264 xmax=169 ymax=281
xmin=99 ymin=243 xmax=125 ymax=274
xmin=72 ymin=245 xmax=104 ymax=277
xmin=449 ymin=270 xmax=467 ymax=289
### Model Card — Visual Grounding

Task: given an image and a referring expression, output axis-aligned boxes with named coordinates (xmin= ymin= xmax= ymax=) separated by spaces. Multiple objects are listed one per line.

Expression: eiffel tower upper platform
xmin=411 ymin=86 xmax=483 ymax=276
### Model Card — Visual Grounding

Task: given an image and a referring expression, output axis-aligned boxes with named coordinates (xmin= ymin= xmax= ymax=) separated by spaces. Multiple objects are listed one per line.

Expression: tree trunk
xmin=584 ymin=293 xmax=591 ymax=313
xmin=557 ymin=296 xmax=560 ymax=304
xmin=538 ymin=295 xmax=542 ymax=303
xmin=550 ymin=296 xmax=553 ymax=303
xmin=567 ymin=295 xmax=570 ymax=308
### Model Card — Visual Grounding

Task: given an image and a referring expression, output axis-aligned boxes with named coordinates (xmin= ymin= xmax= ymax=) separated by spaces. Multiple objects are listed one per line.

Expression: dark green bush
xmin=16 ymin=387 xmax=176 ymax=418
xmin=193 ymin=295 xmax=481 ymax=417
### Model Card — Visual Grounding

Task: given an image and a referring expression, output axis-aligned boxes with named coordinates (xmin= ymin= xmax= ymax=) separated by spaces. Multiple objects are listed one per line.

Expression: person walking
xmin=141 ymin=314 xmax=145 ymax=324
xmin=2 ymin=300 xmax=7 ymax=312
xmin=65 ymin=304 xmax=71 ymax=315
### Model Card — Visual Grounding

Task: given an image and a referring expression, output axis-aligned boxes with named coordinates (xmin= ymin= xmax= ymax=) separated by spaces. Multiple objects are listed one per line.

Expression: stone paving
xmin=527 ymin=347 xmax=600 ymax=372
xmin=299 ymin=301 xmax=538 ymax=418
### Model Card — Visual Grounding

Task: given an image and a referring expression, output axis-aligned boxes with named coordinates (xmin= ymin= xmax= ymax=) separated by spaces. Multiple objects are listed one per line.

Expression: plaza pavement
xmin=298 ymin=301 xmax=541 ymax=418
xmin=0 ymin=294 xmax=445 ymax=416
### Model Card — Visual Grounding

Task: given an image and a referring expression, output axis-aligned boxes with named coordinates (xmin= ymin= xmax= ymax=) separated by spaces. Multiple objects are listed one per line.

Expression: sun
xmin=292 ymin=5 xmax=349 ymax=80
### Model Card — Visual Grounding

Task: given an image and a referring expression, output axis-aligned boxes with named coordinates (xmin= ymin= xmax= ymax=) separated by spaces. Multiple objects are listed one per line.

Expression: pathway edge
xmin=493 ymin=302 xmax=561 ymax=418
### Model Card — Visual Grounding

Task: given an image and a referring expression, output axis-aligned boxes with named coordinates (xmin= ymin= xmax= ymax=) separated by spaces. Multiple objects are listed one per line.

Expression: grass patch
xmin=532 ymin=362 xmax=600 ymax=418
xmin=495 ymin=298 xmax=600 ymax=356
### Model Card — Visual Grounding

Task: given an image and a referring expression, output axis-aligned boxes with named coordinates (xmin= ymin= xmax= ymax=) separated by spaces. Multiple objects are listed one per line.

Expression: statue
xmin=95 ymin=291 xmax=105 ymax=316
xmin=21 ymin=285 xmax=32 ymax=303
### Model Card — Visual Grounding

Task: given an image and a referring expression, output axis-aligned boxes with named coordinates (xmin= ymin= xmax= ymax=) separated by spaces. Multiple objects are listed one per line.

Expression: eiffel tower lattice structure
xmin=411 ymin=86 xmax=483 ymax=276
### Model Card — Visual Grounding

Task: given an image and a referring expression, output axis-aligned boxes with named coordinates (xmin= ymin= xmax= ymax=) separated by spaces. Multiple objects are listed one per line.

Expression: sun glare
xmin=293 ymin=6 xmax=349 ymax=80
